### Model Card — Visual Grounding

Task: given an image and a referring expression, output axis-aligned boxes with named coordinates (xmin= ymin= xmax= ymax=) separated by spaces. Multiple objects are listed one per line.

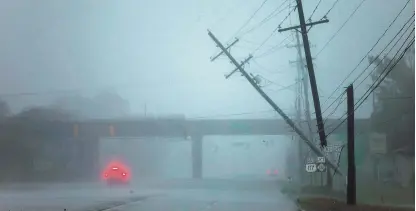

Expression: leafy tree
xmin=52 ymin=90 xmax=130 ymax=119
xmin=93 ymin=90 xmax=130 ymax=118
xmin=0 ymin=106 xmax=75 ymax=182
xmin=15 ymin=107 xmax=73 ymax=121
xmin=369 ymin=45 xmax=415 ymax=154
xmin=0 ymin=90 xmax=132 ymax=182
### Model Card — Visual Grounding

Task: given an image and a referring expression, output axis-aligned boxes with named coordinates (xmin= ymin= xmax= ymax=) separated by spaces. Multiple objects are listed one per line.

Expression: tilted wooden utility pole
xmin=207 ymin=30 xmax=342 ymax=175
xmin=287 ymin=31 xmax=317 ymax=185
xmin=279 ymin=0 xmax=328 ymax=147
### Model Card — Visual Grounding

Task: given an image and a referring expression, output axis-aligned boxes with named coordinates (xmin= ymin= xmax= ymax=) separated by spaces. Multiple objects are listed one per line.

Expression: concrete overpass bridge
xmin=0 ymin=118 xmax=370 ymax=178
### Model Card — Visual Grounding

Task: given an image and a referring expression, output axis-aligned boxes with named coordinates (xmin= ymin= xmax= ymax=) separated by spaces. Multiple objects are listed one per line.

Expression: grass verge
xmin=297 ymin=197 xmax=414 ymax=211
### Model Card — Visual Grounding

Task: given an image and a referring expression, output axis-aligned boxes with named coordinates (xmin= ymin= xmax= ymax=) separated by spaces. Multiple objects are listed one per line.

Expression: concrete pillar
xmin=74 ymin=136 xmax=100 ymax=181
xmin=191 ymin=134 xmax=203 ymax=179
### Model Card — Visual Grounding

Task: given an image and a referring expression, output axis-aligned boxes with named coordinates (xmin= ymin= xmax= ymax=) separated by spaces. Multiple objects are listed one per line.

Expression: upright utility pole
xmin=279 ymin=0 xmax=329 ymax=147
xmin=290 ymin=33 xmax=333 ymax=188
xmin=346 ymin=84 xmax=356 ymax=205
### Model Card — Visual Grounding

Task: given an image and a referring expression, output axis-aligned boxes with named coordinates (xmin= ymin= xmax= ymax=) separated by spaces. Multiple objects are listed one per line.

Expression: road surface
xmin=0 ymin=179 xmax=298 ymax=211
xmin=105 ymin=188 xmax=298 ymax=211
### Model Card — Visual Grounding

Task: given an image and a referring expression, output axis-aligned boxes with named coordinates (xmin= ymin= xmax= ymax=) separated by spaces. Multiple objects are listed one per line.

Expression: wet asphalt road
xmin=105 ymin=188 xmax=298 ymax=211
xmin=0 ymin=179 xmax=298 ymax=211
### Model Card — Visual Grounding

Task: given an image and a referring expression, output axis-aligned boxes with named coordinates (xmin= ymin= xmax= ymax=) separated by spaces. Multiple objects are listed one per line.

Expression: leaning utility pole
xmin=289 ymin=32 xmax=333 ymax=189
xmin=346 ymin=84 xmax=356 ymax=205
xmin=279 ymin=0 xmax=329 ymax=147
xmin=207 ymin=30 xmax=342 ymax=175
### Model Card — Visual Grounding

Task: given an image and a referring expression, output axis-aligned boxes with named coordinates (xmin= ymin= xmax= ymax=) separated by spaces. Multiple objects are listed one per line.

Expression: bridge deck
xmin=0 ymin=118 xmax=370 ymax=138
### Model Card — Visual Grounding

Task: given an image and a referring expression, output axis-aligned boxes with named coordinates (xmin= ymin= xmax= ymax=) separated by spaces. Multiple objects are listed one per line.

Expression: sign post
xmin=305 ymin=157 xmax=327 ymax=174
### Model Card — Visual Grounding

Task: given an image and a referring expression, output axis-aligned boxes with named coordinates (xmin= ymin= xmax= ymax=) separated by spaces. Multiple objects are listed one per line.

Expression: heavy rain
xmin=0 ymin=0 xmax=414 ymax=210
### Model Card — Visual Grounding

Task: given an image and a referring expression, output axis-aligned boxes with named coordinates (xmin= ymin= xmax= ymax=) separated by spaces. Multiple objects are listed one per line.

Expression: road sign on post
xmin=306 ymin=157 xmax=315 ymax=164
xmin=317 ymin=157 xmax=325 ymax=163
xmin=316 ymin=163 xmax=326 ymax=172
xmin=306 ymin=164 xmax=317 ymax=173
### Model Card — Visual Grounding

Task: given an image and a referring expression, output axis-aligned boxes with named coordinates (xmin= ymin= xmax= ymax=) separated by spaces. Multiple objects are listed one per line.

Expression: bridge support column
xmin=191 ymin=134 xmax=203 ymax=179
xmin=74 ymin=136 xmax=99 ymax=181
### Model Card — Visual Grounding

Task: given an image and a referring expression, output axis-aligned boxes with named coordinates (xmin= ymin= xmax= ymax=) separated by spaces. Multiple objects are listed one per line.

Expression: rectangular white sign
xmin=317 ymin=157 xmax=325 ymax=163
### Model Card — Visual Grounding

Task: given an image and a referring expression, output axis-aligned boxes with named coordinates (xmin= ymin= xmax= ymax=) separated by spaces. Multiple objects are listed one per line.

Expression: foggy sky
xmin=0 ymin=0 xmax=414 ymax=119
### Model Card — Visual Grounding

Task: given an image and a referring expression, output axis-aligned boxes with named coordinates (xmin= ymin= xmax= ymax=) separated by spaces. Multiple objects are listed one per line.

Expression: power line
xmin=355 ymin=19 xmax=415 ymax=89
xmin=252 ymin=30 xmax=279 ymax=54
xmin=315 ymin=0 xmax=368 ymax=57
xmin=322 ymin=0 xmax=342 ymax=19
xmin=261 ymin=76 xmax=291 ymax=88
xmin=319 ymin=36 xmax=414 ymax=136
xmin=263 ymin=81 xmax=300 ymax=92
xmin=254 ymin=34 xmax=292 ymax=58
xmin=252 ymin=26 xmax=288 ymax=55
xmin=288 ymin=0 xmax=294 ymax=39
xmin=238 ymin=39 xmax=278 ymax=49
xmin=209 ymin=3 xmax=247 ymax=31
xmin=278 ymin=5 xmax=297 ymax=28
xmin=252 ymin=59 xmax=284 ymax=74
xmin=239 ymin=0 xmax=292 ymax=36
xmin=321 ymin=90 xmax=346 ymax=115
xmin=308 ymin=0 xmax=323 ymax=21
xmin=253 ymin=4 xmax=297 ymax=55
xmin=356 ymin=33 xmax=415 ymax=106
xmin=323 ymin=91 xmax=347 ymax=123
xmin=324 ymin=30 xmax=415 ymax=118
xmin=322 ymin=13 xmax=414 ymax=115
xmin=256 ymin=75 xmax=284 ymax=87
xmin=187 ymin=75 xmax=298 ymax=120
xmin=355 ymin=36 xmax=415 ymax=109
xmin=252 ymin=60 xmax=273 ymax=72
xmin=319 ymin=1 xmax=412 ymax=111
xmin=324 ymin=38 xmax=415 ymax=138
xmin=229 ymin=0 xmax=270 ymax=40
xmin=251 ymin=3 xmax=297 ymax=55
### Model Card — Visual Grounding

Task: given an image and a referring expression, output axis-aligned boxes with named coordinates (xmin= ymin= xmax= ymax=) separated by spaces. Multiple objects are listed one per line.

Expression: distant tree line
xmin=369 ymin=43 xmax=414 ymax=155
xmin=0 ymin=90 xmax=131 ymax=182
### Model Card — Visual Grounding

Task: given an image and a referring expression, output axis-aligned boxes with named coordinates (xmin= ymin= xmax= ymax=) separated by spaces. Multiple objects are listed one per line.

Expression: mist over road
xmin=0 ymin=178 xmax=297 ymax=211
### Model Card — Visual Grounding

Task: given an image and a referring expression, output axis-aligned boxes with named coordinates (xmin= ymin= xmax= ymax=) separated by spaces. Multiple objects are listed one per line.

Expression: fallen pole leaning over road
xmin=208 ymin=30 xmax=342 ymax=176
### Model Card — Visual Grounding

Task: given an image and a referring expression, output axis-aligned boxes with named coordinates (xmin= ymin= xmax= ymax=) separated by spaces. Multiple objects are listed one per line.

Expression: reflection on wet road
xmin=113 ymin=188 xmax=297 ymax=211
xmin=0 ymin=179 xmax=298 ymax=211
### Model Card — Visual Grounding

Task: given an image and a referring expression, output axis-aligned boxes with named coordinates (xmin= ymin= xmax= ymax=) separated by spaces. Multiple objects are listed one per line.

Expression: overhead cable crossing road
xmin=207 ymin=30 xmax=342 ymax=176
